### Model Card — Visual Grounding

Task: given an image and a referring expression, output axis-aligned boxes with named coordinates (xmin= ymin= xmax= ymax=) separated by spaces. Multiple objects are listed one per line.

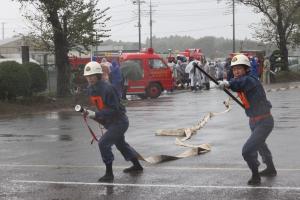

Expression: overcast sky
xmin=0 ymin=0 xmax=263 ymax=42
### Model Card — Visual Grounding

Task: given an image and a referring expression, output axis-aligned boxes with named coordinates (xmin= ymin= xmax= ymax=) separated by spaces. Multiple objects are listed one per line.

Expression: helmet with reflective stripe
xmin=231 ymin=54 xmax=250 ymax=68
xmin=84 ymin=61 xmax=103 ymax=76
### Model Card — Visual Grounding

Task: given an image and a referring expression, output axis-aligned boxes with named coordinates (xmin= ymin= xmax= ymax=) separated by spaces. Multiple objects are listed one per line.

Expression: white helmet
xmin=231 ymin=54 xmax=250 ymax=68
xmin=84 ymin=61 xmax=103 ymax=76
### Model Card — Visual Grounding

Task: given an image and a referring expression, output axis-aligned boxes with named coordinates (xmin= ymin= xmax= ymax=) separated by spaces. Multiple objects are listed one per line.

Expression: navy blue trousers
xmin=242 ymin=116 xmax=274 ymax=172
xmin=98 ymin=116 xmax=138 ymax=165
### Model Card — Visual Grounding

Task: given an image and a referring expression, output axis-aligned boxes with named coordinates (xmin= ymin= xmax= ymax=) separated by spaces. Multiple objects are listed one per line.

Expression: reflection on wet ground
xmin=0 ymin=133 xmax=72 ymax=142
xmin=126 ymin=96 xmax=174 ymax=108
xmin=274 ymin=126 xmax=297 ymax=129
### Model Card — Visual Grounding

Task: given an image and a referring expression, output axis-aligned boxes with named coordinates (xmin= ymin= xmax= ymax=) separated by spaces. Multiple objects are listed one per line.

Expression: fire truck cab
xmin=121 ymin=48 xmax=174 ymax=99
xmin=180 ymin=48 xmax=203 ymax=61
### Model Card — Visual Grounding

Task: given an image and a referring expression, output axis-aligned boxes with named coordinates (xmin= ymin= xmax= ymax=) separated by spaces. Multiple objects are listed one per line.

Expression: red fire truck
xmin=121 ymin=48 xmax=174 ymax=99
xmin=69 ymin=48 xmax=174 ymax=99
xmin=180 ymin=48 xmax=203 ymax=61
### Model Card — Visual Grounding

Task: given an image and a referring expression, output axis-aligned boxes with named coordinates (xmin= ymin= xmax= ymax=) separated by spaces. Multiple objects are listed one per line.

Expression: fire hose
xmin=75 ymin=105 xmax=99 ymax=144
xmin=137 ymin=98 xmax=231 ymax=164
xmin=155 ymin=98 xmax=231 ymax=141
xmin=75 ymin=98 xmax=231 ymax=164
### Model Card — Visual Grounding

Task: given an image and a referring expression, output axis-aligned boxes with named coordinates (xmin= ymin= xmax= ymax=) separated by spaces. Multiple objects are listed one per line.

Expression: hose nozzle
xmin=74 ymin=105 xmax=85 ymax=112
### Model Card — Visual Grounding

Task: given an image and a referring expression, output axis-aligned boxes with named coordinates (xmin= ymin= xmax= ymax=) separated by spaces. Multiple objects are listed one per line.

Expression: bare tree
xmin=16 ymin=0 xmax=110 ymax=96
xmin=219 ymin=0 xmax=300 ymax=70
xmin=290 ymin=9 xmax=300 ymax=46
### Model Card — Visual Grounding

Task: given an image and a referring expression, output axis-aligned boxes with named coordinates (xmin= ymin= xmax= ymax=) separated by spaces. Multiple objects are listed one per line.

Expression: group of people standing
xmin=97 ymin=58 xmax=129 ymax=100
xmin=167 ymin=55 xmax=211 ymax=91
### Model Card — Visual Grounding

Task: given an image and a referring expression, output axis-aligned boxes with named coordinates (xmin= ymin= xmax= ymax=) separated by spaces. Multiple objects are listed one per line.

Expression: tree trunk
xmin=54 ymin=33 xmax=71 ymax=97
xmin=47 ymin=5 xmax=71 ymax=97
xmin=278 ymin=34 xmax=289 ymax=71
xmin=275 ymin=0 xmax=289 ymax=71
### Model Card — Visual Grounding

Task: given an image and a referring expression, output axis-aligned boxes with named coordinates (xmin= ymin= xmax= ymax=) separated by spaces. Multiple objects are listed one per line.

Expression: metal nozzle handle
xmin=75 ymin=105 xmax=84 ymax=112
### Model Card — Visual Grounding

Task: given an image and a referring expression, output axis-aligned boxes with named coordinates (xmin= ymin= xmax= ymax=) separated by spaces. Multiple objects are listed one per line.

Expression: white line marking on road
xmin=1 ymin=164 xmax=300 ymax=171
xmin=12 ymin=180 xmax=300 ymax=191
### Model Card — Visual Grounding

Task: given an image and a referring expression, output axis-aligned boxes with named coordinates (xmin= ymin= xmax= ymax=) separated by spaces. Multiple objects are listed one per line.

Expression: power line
xmin=111 ymin=23 xmax=247 ymax=38
xmin=152 ymin=12 xmax=226 ymax=17
xmin=155 ymin=24 xmax=233 ymax=34
xmin=110 ymin=17 xmax=137 ymax=27
xmin=156 ymin=0 xmax=216 ymax=6
xmin=154 ymin=7 xmax=228 ymax=12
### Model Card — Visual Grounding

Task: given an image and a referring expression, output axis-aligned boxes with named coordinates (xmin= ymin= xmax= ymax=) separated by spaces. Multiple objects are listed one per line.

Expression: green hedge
xmin=23 ymin=62 xmax=47 ymax=93
xmin=0 ymin=61 xmax=31 ymax=100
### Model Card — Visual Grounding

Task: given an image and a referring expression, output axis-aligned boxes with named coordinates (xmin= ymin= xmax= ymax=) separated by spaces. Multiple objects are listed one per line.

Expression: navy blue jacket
xmin=229 ymin=74 xmax=272 ymax=117
xmin=87 ymin=80 xmax=127 ymax=128
xmin=250 ymin=57 xmax=259 ymax=78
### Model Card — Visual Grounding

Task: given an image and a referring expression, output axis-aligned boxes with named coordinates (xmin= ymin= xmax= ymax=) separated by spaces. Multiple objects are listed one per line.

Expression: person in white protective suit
xmin=185 ymin=59 xmax=202 ymax=92
xmin=202 ymin=58 xmax=211 ymax=90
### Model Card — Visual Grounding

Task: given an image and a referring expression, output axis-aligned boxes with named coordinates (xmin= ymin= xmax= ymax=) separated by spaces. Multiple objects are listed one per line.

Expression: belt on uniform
xmin=250 ymin=112 xmax=271 ymax=123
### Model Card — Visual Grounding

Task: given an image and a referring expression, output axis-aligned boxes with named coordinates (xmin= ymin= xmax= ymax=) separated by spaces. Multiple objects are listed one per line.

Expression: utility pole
xmin=232 ymin=0 xmax=236 ymax=52
xmin=149 ymin=0 xmax=153 ymax=48
xmin=133 ymin=0 xmax=145 ymax=51
xmin=2 ymin=22 xmax=4 ymax=40
xmin=138 ymin=0 xmax=142 ymax=51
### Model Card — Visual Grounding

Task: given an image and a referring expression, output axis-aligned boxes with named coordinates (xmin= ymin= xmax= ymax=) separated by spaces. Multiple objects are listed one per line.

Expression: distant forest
xmin=102 ymin=35 xmax=270 ymax=59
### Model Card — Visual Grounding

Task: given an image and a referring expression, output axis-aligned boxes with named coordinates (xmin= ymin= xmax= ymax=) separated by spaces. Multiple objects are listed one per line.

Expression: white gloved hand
xmin=217 ymin=80 xmax=230 ymax=89
xmin=84 ymin=109 xmax=96 ymax=119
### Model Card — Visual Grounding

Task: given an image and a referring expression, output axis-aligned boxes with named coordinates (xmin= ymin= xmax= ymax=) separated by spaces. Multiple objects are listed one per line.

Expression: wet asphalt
xmin=0 ymin=83 xmax=300 ymax=200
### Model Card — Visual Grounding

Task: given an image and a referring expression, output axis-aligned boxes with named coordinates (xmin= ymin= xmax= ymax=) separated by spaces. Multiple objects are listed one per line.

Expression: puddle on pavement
xmin=126 ymin=96 xmax=174 ymax=107
xmin=0 ymin=133 xmax=72 ymax=142
xmin=0 ymin=111 xmax=76 ymax=142
xmin=274 ymin=126 xmax=297 ymax=129
xmin=45 ymin=112 xmax=72 ymax=120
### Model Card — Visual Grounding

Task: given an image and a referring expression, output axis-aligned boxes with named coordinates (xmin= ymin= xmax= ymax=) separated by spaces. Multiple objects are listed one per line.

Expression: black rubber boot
xmin=123 ymin=158 xmax=143 ymax=173
xmin=247 ymin=174 xmax=261 ymax=185
xmin=98 ymin=173 xmax=114 ymax=182
xmin=260 ymin=160 xmax=277 ymax=177
xmin=259 ymin=167 xmax=277 ymax=177
xmin=247 ymin=169 xmax=261 ymax=186
xmin=98 ymin=163 xmax=114 ymax=182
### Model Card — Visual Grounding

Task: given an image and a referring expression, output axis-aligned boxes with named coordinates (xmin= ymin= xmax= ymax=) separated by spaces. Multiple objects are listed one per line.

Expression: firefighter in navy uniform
xmin=218 ymin=54 xmax=277 ymax=185
xmin=83 ymin=61 xmax=143 ymax=182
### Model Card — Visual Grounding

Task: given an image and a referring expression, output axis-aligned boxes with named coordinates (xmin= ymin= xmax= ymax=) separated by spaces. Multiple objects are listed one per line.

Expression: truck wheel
xmin=146 ymin=83 xmax=162 ymax=98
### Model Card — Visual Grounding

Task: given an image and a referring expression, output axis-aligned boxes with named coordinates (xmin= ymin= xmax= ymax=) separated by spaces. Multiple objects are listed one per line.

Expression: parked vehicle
xmin=179 ymin=48 xmax=203 ymax=61
xmin=69 ymin=49 xmax=173 ymax=99
xmin=120 ymin=48 xmax=174 ymax=98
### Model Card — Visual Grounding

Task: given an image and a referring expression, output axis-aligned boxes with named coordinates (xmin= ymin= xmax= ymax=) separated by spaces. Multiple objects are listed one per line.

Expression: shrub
xmin=23 ymin=62 xmax=47 ymax=93
xmin=0 ymin=61 xmax=31 ymax=100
